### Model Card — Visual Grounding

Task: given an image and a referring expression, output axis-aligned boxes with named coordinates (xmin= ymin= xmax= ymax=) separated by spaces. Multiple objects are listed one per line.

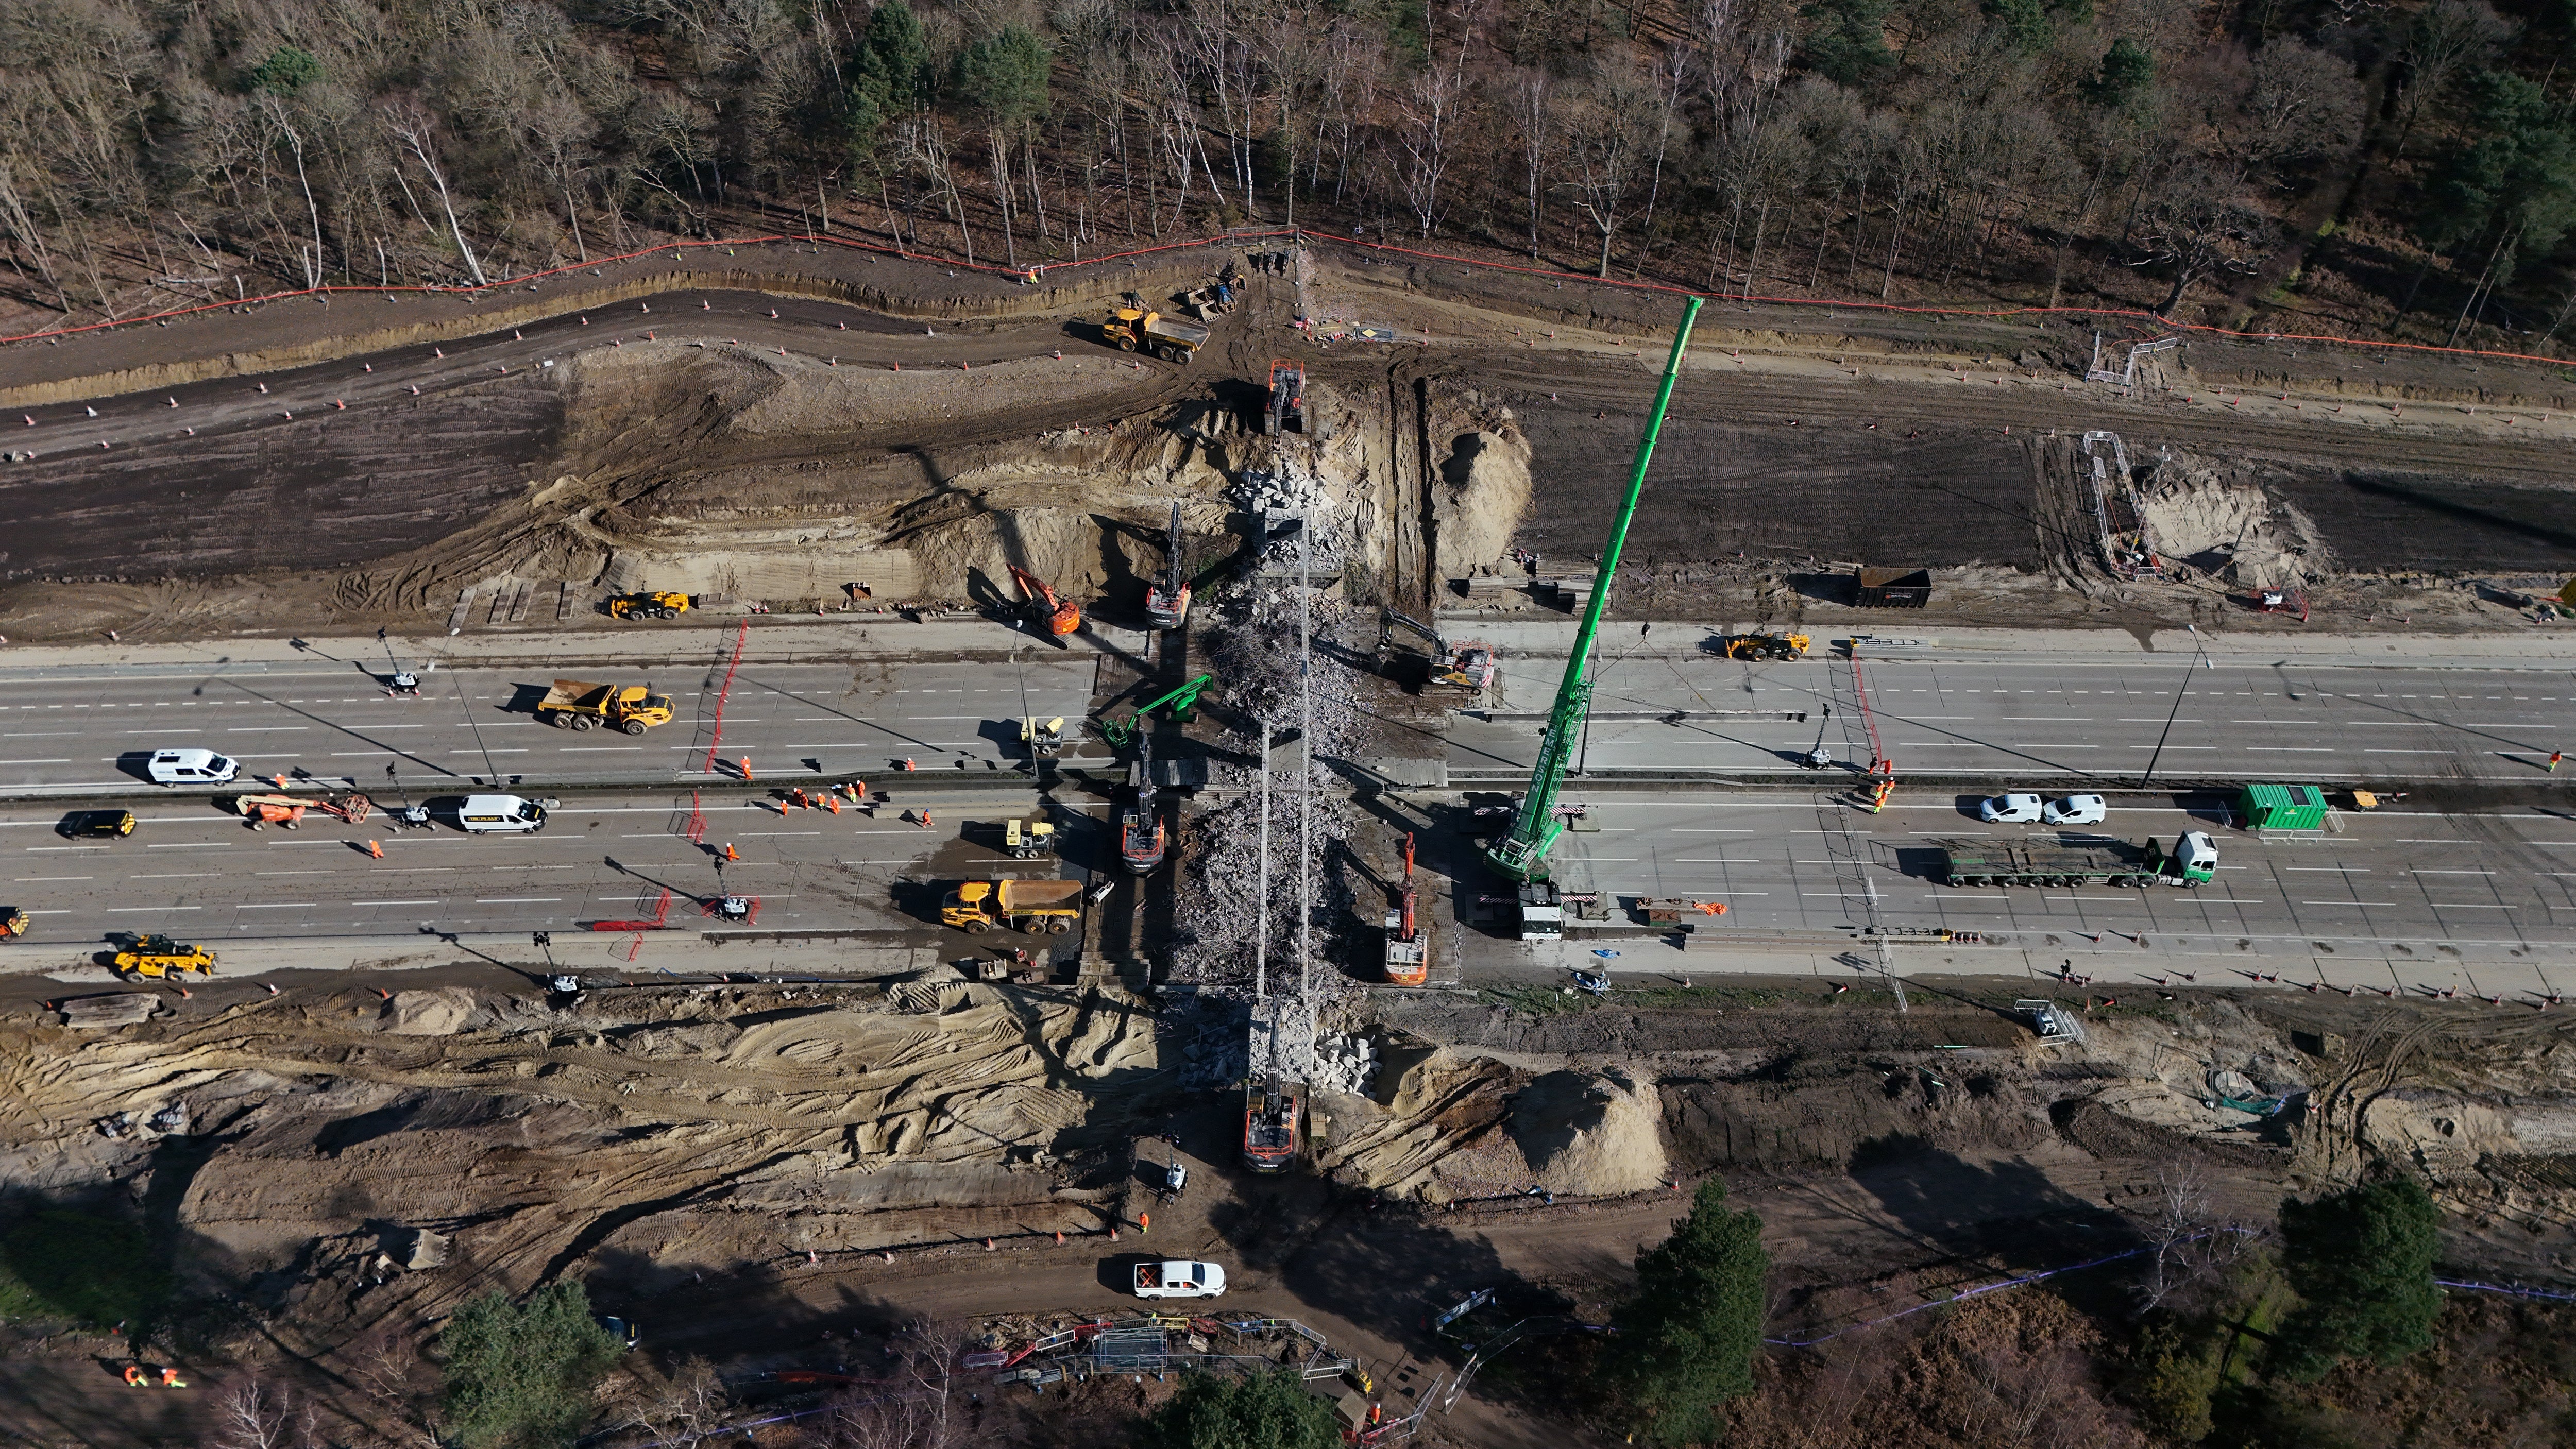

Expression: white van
xmin=457 ymin=794 xmax=549 ymax=834
xmin=146 ymin=748 xmax=239 ymax=786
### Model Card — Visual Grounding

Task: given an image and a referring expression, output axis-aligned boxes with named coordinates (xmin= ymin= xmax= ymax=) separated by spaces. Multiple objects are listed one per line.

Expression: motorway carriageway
xmin=0 ymin=658 xmax=1093 ymax=797
xmin=1449 ymin=653 xmax=2573 ymax=782
xmin=0 ymin=788 xmax=1054 ymax=945
xmin=1517 ymin=793 xmax=2576 ymax=985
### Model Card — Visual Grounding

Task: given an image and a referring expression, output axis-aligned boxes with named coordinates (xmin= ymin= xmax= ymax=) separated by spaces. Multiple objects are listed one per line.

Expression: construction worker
xmin=366 ymin=839 xmax=384 ymax=859
xmin=722 ymin=842 xmax=741 ymax=863
xmin=161 ymin=1367 xmax=186 ymax=1389
xmin=913 ymin=809 xmax=934 ymax=830
xmin=2553 ymin=751 xmax=2564 ymax=773
xmin=823 ymin=792 xmax=841 ymax=815
xmin=124 ymin=1364 xmax=146 ymax=1388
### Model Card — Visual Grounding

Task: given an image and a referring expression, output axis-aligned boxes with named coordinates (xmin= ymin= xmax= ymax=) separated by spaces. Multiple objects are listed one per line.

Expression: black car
xmin=58 ymin=809 xmax=138 ymax=840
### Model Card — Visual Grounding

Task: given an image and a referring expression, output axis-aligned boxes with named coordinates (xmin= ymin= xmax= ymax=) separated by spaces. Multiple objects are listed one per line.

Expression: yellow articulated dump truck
xmin=941 ymin=879 xmax=1083 ymax=934
xmin=538 ymin=680 xmax=674 ymax=735
xmin=607 ymin=590 xmax=691 ymax=621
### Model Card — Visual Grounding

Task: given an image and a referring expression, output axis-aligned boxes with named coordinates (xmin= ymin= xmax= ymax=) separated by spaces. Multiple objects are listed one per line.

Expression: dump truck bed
xmin=1928 ymin=836 xmax=2138 ymax=881
xmin=540 ymin=680 xmax=614 ymax=711
xmin=995 ymin=878 xmax=1084 ymax=910
xmin=1144 ymin=314 xmax=1210 ymax=347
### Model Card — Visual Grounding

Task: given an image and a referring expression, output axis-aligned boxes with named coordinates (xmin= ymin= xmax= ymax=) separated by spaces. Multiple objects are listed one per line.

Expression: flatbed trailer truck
xmin=1930 ymin=831 xmax=2217 ymax=888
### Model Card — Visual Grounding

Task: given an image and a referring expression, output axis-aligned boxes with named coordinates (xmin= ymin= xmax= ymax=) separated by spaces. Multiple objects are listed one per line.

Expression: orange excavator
xmin=1382 ymin=832 xmax=1426 ymax=986
xmin=1008 ymin=565 xmax=1081 ymax=639
xmin=229 ymin=787 xmax=373 ymax=831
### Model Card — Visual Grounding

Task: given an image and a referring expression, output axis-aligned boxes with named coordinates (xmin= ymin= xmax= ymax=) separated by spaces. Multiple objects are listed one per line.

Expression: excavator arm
xmin=1482 ymin=296 xmax=1702 ymax=883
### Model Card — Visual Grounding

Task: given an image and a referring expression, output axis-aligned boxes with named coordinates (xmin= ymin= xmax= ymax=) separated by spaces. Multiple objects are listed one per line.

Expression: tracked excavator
xmin=1382 ymin=832 xmax=1426 ymax=986
xmin=1008 ymin=565 xmax=1081 ymax=639
xmin=1482 ymin=297 xmax=1702 ymax=936
xmin=1380 ymin=611 xmax=1497 ymax=695
xmin=1120 ymin=736 xmax=1168 ymax=874
xmin=1143 ymin=503 xmax=1192 ymax=630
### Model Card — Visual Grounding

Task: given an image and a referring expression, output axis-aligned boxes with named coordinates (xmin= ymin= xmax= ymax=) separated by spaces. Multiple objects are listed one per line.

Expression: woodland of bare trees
xmin=0 ymin=0 xmax=2570 ymax=350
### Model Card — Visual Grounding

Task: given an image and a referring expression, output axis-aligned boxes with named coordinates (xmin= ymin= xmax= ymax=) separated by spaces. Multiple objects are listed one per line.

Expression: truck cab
xmin=2153 ymin=831 xmax=2218 ymax=884
xmin=1133 ymin=1260 xmax=1227 ymax=1300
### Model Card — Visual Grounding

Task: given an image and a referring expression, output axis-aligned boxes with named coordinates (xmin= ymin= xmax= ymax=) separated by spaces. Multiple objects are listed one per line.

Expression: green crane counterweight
xmin=1483 ymin=295 xmax=1703 ymax=883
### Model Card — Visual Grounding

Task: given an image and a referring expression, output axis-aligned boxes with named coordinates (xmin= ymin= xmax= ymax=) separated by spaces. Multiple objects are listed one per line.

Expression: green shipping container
xmin=2239 ymin=782 xmax=2329 ymax=831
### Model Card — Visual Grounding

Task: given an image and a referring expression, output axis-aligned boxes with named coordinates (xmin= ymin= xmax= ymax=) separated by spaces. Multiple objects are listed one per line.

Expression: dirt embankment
xmin=0 ymin=976 xmax=1173 ymax=1360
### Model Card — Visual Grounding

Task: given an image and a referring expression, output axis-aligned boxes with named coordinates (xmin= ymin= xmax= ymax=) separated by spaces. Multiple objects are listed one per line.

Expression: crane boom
xmin=1483 ymin=295 xmax=1702 ymax=882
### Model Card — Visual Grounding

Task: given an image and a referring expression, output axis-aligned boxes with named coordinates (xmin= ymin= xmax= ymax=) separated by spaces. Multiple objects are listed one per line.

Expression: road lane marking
xmin=145 ymin=843 xmax=228 ymax=849
xmin=134 ymin=873 xmax=219 ymax=879
xmin=474 ymin=897 xmax=563 ymax=904
xmin=13 ymin=875 xmax=93 ymax=881
xmin=352 ymin=899 xmax=442 ymax=906
xmin=0 ymin=758 xmax=72 ymax=765
xmin=2300 ymin=900 xmax=2393 ymax=906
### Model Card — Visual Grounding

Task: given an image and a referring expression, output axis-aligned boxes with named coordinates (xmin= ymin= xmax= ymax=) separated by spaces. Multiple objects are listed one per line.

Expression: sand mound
xmin=1433 ymin=423 xmax=1533 ymax=578
xmin=1506 ymin=1069 xmax=1668 ymax=1196
xmin=386 ymin=987 xmax=480 ymax=1036
xmin=2132 ymin=459 xmax=2331 ymax=589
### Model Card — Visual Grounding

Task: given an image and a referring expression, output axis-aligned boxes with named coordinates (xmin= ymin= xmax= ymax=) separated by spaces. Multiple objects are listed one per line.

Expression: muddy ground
xmin=6 ymin=965 xmax=2575 ymax=1446
xmin=2 ymin=252 xmax=2572 ymax=644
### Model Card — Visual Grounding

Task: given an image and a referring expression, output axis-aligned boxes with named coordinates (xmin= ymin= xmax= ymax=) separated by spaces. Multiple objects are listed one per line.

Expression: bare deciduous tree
xmin=383 ymin=103 xmax=488 ymax=285
xmin=209 ymin=1374 xmax=324 ymax=1449
xmin=1560 ymin=77 xmax=1651 ymax=278
xmin=2127 ymin=166 xmax=2274 ymax=316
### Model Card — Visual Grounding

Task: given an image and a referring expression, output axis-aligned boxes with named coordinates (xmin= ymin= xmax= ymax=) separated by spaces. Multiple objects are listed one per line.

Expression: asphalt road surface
xmin=1450 ymin=646 xmax=2574 ymax=783
xmin=1470 ymin=791 xmax=2576 ymax=993
xmin=0 ymin=785 xmax=1093 ymax=947
xmin=0 ymin=656 xmax=1094 ymax=798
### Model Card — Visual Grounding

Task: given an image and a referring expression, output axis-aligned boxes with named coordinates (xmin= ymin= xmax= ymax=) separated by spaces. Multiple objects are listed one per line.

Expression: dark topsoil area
xmin=1506 ymin=396 xmax=2046 ymax=571
xmin=0 ymin=382 xmax=560 ymax=579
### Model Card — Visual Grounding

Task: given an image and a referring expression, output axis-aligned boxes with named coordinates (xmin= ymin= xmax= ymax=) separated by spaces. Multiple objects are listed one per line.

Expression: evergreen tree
xmin=440 ymin=1282 xmax=625 ymax=1449
xmin=1135 ymin=1369 xmax=1342 ymax=1449
xmin=2271 ymin=1178 xmax=2443 ymax=1380
xmin=2081 ymin=38 xmax=2156 ymax=110
xmin=1799 ymin=0 xmax=1896 ymax=87
xmin=1613 ymin=1179 xmax=1770 ymax=1446
xmin=845 ymin=0 xmax=934 ymax=165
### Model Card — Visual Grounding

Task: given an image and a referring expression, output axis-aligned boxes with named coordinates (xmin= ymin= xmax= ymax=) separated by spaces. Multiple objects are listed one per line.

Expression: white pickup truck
xmin=1132 ymin=1260 xmax=1227 ymax=1300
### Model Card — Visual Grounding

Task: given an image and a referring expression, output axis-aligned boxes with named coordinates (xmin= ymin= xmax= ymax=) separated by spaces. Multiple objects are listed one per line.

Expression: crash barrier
xmin=9 ymin=220 xmax=2574 ymax=373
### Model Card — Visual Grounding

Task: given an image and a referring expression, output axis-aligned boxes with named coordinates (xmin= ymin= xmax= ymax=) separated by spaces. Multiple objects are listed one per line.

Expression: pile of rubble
xmin=1310 ymin=1034 xmax=1377 ymax=1097
xmin=1167 ymin=789 xmax=1362 ymax=994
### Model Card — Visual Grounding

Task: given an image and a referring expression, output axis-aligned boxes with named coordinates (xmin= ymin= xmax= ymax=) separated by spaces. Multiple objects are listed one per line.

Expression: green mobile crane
xmin=1483 ymin=296 xmax=1702 ymax=896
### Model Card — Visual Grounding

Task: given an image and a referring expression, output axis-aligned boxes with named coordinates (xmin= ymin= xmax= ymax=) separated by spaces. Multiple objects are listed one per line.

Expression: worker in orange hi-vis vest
xmin=124 ymin=1365 xmax=146 ymax=1388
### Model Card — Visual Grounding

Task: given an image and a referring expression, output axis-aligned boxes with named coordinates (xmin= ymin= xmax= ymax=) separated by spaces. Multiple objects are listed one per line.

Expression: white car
xmin=145 ymin=748 xmax=239 ymax=786
xmin=1978 ymin=793 xmax=2043 ymax=824
xmin=2043 ymin=794 xmax=2108 ymax=826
